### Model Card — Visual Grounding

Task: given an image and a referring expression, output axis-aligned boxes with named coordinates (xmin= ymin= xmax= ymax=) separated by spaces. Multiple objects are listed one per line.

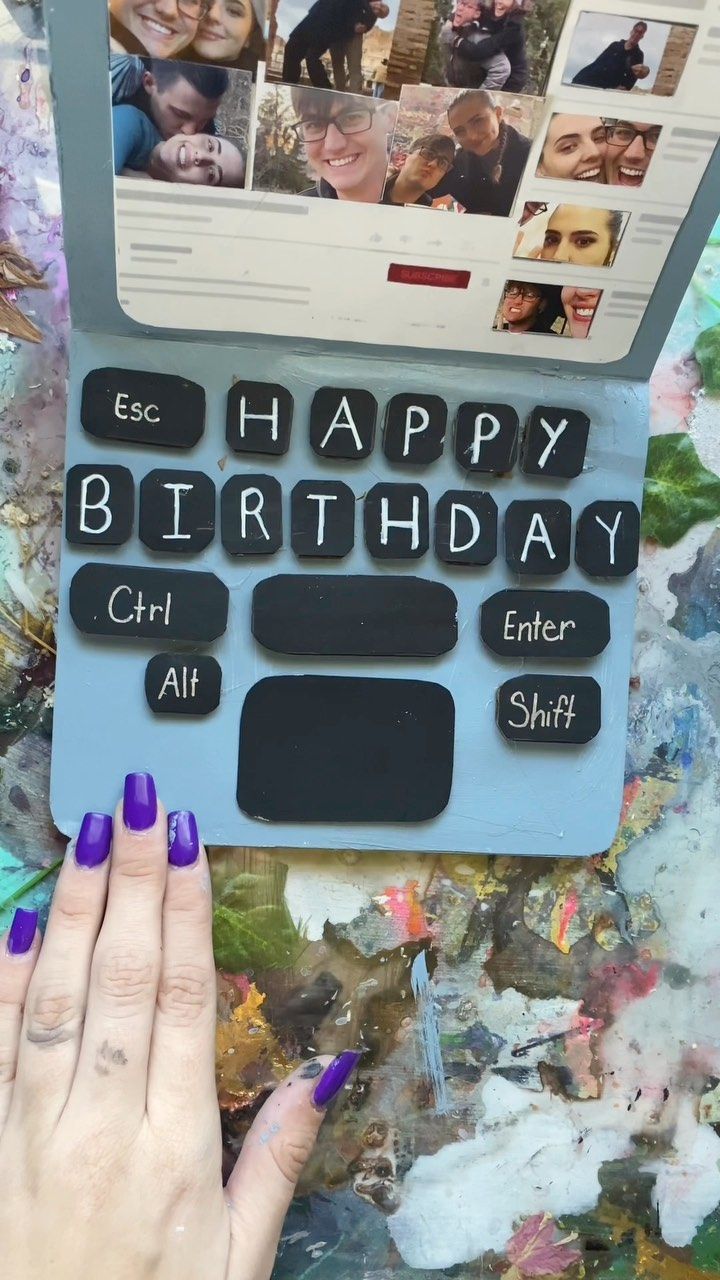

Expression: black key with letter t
xmin=81 ymin=368 xmax=204 ymax=448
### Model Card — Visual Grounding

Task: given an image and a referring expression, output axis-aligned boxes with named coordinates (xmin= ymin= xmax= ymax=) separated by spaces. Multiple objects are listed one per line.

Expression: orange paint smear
xmin=375 ymin=880 xmax=429 ymax=940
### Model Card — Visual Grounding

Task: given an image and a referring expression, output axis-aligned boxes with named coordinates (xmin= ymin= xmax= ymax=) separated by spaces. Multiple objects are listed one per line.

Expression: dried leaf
xmin=507 ymin=1213 xmax=582 ymax=1277
xmin=0 ymin=241 xmax=48 ymax=290
xmin=0 ymin=293 xmax=42 ymax=343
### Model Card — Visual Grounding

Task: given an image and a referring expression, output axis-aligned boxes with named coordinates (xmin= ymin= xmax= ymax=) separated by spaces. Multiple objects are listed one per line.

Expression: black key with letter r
xmin=70 ymin=563 xmax=228 ymax=642
xmin=81 ymin=368 xmax=205 ymax=448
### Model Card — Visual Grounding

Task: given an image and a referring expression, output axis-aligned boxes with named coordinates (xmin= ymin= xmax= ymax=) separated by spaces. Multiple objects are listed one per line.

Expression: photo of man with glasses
xmin=382 ymin=134 xmax=459 ymax=207
xmin=536 ymin=113 xmax=662 ymax=189
xmin=253 ymin=85 xmax=397 ymax=202
xmin=603 ymin=119 xmax=661 ymax=188
xmin=493 ymin=280 xmax=563 ymax=334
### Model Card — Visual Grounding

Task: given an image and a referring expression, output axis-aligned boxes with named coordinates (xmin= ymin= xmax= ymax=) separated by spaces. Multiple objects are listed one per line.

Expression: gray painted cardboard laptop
xmin=45 ymin=0 xmax=720 ymax=854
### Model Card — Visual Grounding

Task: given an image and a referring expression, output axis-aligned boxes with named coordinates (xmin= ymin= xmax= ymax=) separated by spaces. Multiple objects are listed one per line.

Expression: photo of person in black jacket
xmin=571 ymin=20 xmax=649 ymax=90
xmin=432 ymin=87 xmax=531 ymax=215
xmin=442 ymin=0 xmax=528 ymax=92
xmin=562 ymin=13 xmax=696 ymax=98
xmin=282 ymin=0 xmax=389 ymax=88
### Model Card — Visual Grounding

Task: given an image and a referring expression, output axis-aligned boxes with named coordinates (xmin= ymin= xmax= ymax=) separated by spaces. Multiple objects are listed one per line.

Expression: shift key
xmin=70 ymin=562 xmax=228 ymax=642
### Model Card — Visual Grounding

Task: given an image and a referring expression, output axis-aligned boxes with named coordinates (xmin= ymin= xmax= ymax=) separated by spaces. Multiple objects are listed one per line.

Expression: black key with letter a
xmin=226 ymin=380 xmax=293 ymax=456
xmin=221 ymin=474 xmax=282 ymax=555
xmin=435 ymin=490 xmax=497 ymax=565
xmin=65 ymin=464 xmax=134 ymax=546
xmin=521 ymin=406 xmax=590 ymax=478
xmin=252 ymin=575 xmax=457 ymax=656
xmin=454 ymin=402 xmax=519 ymax=474
xmin=575 ymin=501 xmax=640 ymax=578
xmin=81 ymin=368 xmax=204 ymax=448
xmin=238 ymin=675 xmax=455 ymax=821
xmin=139 ymin=469 xmax=215 ymax=554
xmin=310 ymin=387 xmax=376 ymax=459
xmin=383 ymin=394 xmax=447 ymax=464
xmin=505 ymin=500 xmax=571 ymax=575
xmin=69 ymin=563 xmax=228 ymax=642
xmin=496 ymin=674 xmax=601 ymax=744
xmin=145 ymin=654 xmax=222 ymax=715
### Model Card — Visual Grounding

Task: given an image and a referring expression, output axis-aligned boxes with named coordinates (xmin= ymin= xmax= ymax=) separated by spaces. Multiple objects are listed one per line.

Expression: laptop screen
xmin=106 ymin=0 xmax=719 ymax=363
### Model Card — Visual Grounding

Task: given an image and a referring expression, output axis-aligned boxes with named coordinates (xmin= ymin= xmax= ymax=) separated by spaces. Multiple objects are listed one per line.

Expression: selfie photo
xmin=253 ymin=83 xmax=398 ymax=201
xmin=265 ymin=0 xmax=399 ymax=96
xmin=418 ymin=0 xmax=570 ymax=98
xmin=536 ymin=113 xmax=661 ymax=188
xmin=108 ymin=0 xmax=267 ymax=77
xmin=562 ymin=12 xmax=697 ymax=97
xmin=514 ymin=201 xmax=628 ymax=266
xmin=493 ymin=278 xmax=602 ymax=337
xmin=388 ymin=85 xmax=543 ymax=216
xmin=111 ymin=56 xmax=252 ymax=186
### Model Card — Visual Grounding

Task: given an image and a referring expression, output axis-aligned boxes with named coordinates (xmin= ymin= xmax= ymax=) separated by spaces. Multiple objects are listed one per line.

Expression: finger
xmin=9 ymin=816 xmax=112 ymax=1132
xmin=226 ymin=1051 xmax=362 ymax=1280
xmin=0 ymin=909 xmax=41 ymax=1133
xmin=146 ymin=812 xmax=217 ymax=1133
xmin=68 ymin=773 xmax=167 ymax=1124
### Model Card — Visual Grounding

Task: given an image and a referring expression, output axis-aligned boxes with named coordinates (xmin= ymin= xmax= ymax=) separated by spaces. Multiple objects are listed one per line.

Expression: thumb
xmin=224 ymin=1051 xmax=362 ymax=1280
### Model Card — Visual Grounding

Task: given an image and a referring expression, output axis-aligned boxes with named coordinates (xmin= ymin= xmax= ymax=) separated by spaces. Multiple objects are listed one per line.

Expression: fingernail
xmin=123 ymin=772 xmax=157 ymax=832
xmin=312 ymin=1050 xmax=362 ymax=1109
xmin=7 ymin=908 xmax=38 ymax=956
xmin=168 ymin=810 xmax=199 ymax=868
xmin=75 ymin=812 xmax=113 ymax=868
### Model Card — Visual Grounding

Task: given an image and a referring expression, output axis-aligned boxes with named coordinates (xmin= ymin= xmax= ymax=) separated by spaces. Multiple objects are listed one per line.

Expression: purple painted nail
xmin=7 ymin=908 xmax=38 ymax=956
xmin=123 ymin=772 xmax=157 ymax=832
xmin=75 ymin=812 xmax=113 ymax=869
xmin=168 ymin=811 xmax=199 ymax=868
xmin=312 ymin=1050 xmax=362 ymax=1109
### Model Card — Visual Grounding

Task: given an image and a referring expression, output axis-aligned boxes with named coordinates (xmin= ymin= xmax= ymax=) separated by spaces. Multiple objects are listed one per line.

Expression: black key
xmin=81 ymin=368 xmax=204 ymax=449
xmin=496 ymin=674 xmax=601 ymax=744
xmin=364 ymin=483 xmax=429 ymax=559
xmin=291 ymin=480 xmax=355 ymax=558
xmin=575 ymin=501 xmax=640 ymax=578
xmin=434 ymin=490 xmax=497 ymax=566
xmin=454 ymin=402 xmax=519 ymax=474
xmin=383 ymin=394 xmax=447 ymax=465
xmin=480 ymin=589 xmax=610 ymax=658
xmin=252 ymin=575 xmax=457 ymax=657
xmin=221 ymin=474 xmax=282 ymax=555
xmin=69 ymin=563 xmax=228 ymax=642
xmin=505 ymin=500 xmax=571 ymax=575
xmin=145 ymin=654 xmax=222 ymax=715
xmin=310 ymin=387 xmax=376 ymax=459
xmin=139 ymin=469 xmax=215 ymax=554
xmin=237 ymin=675 xmax=455 ymax=822
xmin=65 ymin=464 xmax=134 ymax=546
xmin=521 ymin=406 xmax=590 ymax=479
xmin=226 ymin=380 xmax=293 ymax=456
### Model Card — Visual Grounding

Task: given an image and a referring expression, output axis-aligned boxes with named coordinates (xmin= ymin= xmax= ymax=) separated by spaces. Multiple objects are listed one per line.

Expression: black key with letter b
xmin=65 ymin=464 xmax=134 ymax=546
xmin=81 ymin=368 xmax=204 ymax=449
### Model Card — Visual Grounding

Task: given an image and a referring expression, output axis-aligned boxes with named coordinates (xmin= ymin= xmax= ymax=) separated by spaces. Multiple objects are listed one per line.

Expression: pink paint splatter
xmin=374 ymin=880 xmax=429 ymax=941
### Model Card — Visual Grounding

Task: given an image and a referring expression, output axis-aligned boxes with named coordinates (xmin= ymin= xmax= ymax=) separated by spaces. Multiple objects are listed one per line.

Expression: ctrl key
xmin=69 ymin=562 xmax=229 ymax=642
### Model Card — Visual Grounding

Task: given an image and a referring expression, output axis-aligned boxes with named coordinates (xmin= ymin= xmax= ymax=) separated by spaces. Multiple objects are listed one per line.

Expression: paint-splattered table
xmin=4 ymin=6 xmax=720 ymax=1278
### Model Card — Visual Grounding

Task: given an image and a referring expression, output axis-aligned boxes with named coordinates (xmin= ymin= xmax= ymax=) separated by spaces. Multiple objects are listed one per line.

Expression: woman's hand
xmin=0 ymin=773 xmax=360 ymax=1279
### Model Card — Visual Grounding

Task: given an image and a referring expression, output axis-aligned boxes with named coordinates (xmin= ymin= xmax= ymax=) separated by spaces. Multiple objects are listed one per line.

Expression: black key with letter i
xmin=81 ymin=368 xmax=204 ymax=448
xmin=139 ymin=470 xmax=215 ymax=554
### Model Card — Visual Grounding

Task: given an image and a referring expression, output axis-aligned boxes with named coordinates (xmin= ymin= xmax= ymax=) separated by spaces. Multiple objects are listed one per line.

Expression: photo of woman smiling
xmin=109 ymin=0 xmax=267 ymax=75
xmin=514 ymin=203 xmax=627 ymax=267
xmin=537 ymin=113 xmax=661 ymax=188
xmin=189 ymin=0 xmax=266 ymax=73
xmin=253 ymin=85 xmax=397 ymax=203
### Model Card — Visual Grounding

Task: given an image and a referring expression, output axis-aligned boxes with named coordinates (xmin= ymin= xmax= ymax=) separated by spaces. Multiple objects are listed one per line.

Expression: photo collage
xmin=108 ymin=0 xmax=702 ymax=341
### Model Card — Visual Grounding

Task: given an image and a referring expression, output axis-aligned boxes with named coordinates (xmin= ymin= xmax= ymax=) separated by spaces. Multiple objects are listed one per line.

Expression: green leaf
xmin=642 ymin=433 xmax=720 ymax=547
xmin=692 ymin=1209 xmax=720 ymax=1271
xmin=212 ymin=902 xmax=305 ymax=974
xmin=696 ymin=322 xmax=720 ymax=395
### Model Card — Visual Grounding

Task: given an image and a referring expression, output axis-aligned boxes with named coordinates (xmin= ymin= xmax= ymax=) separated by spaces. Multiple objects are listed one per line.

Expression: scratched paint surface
xmin=4 ymin=3 xmax=720 ymax=1277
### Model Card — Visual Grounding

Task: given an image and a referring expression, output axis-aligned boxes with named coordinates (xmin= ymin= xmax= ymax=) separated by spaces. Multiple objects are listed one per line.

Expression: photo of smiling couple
xmin=108 ymin=0 xmax=266 ymax=75
xmin=253 ymin=83 xmax=544 ymax=213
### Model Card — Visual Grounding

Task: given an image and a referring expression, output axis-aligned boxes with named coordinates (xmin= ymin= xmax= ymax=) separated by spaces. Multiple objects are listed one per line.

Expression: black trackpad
xmin=237 ymin=675 xmax=455 ymax=822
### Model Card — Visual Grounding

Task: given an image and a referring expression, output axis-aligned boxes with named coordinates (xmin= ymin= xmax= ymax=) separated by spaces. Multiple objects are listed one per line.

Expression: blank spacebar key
xmin=69 ymin=562 xmax=229 ymax=641
xmin=252 ymin=574 xmax=458 ymax=656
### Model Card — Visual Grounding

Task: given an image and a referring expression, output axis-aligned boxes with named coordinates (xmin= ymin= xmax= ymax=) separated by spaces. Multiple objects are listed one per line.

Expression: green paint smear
xmin=642 ymin=433 xmax=720 ymax=548
xmin=692 ymin=1209 xmax=720 ymax=1272
xmin=696 ymin=322 xmax=720 ymax=396
xmin=212 ymin=871 xmax=306 ymax=973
